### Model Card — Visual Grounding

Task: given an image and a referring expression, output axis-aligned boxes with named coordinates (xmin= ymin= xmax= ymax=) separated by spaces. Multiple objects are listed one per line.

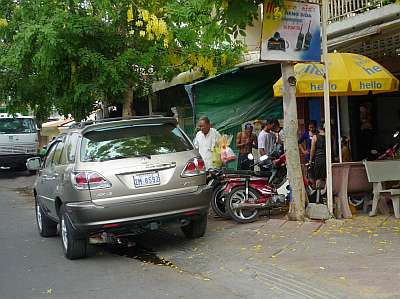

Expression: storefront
xmin=273 ymin=52 xmax=400 ymax=218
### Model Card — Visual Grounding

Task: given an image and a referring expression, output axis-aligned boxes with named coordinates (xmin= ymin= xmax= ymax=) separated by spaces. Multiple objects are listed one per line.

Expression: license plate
xmin=133 ymin=172 xmax=160 ymax=188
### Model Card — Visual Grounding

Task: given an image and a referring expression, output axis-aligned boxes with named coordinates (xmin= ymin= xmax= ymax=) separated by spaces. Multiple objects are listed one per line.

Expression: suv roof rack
xmin=69 ymin=115 xmax=165 ymax=129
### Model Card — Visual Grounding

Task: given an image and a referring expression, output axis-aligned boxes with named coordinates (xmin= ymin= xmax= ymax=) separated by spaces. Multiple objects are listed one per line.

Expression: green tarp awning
xmin=184 ymin=64 xmax=283 ymax=135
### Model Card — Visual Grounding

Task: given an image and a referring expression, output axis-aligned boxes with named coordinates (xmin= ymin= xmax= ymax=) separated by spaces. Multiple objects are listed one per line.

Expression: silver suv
xmin=27 ymin=117 xmax=211 ymax=259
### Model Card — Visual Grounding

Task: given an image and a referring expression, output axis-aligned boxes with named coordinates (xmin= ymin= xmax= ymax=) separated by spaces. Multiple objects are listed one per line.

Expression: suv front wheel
xmin=60 ymin=206 xmax=88 ymax=260
xmin=181 ymin=214 xmax=207 ymax=239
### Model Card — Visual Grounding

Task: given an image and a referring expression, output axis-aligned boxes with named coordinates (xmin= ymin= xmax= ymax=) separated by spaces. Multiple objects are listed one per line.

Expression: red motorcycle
xmin=207 ymin=168 xmax=259 ymax=218
xmin=377 ymin=130 xmax=399 ymax=160
xmin=223 ymin=153 xmax=290 ymax=223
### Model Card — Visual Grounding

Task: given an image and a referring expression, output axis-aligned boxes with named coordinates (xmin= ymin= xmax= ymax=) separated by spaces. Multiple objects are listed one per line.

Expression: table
xmin=332 ymin=162 xmax=372 ymax=218
xmin=363 ymin=160 xmax=400 ymax=219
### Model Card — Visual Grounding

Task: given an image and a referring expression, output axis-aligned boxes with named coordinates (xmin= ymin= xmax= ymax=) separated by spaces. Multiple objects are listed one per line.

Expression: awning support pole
xmin=336 ymin=96 xmax=342 ymax=163
xmin=322 ymin=0 xmax=334 ymax=214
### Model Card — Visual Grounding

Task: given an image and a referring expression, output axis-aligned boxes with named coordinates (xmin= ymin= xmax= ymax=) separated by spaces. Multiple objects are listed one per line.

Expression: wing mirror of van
xmin=26 ymin=157 xmax=42 ymax=171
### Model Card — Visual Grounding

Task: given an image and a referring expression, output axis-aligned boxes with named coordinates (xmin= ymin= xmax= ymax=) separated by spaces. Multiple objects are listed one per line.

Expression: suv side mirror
xmin=26 ymin=157 xmax=42 ymax=171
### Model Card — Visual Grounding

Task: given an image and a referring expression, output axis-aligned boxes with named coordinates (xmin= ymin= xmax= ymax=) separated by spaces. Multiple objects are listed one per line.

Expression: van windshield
xmin=80 ymin=123 xmax=193 ymax=162
xmin=0 ymin=118 xmax=37 ymax=134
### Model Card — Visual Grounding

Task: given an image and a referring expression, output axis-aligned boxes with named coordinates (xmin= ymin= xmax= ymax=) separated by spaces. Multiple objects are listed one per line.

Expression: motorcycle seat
xmin=221 ymin=169 xmax=271 ymax=177
xmin=251 ymin=171 xmax=271 ymax=177
xmin=222 ymin=169 xmax=254 ymax=175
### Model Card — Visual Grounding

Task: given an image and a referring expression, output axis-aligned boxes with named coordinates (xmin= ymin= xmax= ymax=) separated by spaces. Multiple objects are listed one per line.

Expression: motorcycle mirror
xmin=394 ymin=131 xmax=399 ymax=138
xmin=247 ymin=153 xmax=254 ymax=161
xmin=260 ymin=155 xmax=269 ymax=161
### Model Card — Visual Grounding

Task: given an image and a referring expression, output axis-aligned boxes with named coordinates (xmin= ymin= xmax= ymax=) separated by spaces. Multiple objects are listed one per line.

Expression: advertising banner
xmin=260 ymin=0 xmax=321 ymax=62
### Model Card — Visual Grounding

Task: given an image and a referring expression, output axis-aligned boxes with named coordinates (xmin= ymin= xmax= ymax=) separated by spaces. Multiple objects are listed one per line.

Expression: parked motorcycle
xmin=208 ymin=167 xmax=266 ymax=218
xmin=350 ymin=130 xmax=400 ymax=208
xmin=224 ymin=153 xmax=290 ymax=223
xmin=207 ymin=146 xmax=278 ymax=218
xmin=377 ymin=130 xmax=400 ymax=160
xmin=370 ymin=130 xmax=400 ymax=160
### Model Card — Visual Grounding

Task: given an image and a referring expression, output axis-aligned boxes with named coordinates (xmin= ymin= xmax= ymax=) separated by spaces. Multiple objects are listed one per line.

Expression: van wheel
xmin=181 ymin=214 xmax=207 ymax=239
xmin=35 ymin=199 xmax=57 ymax=237
xmin=60 ymin=206 xmax=88 ymax=260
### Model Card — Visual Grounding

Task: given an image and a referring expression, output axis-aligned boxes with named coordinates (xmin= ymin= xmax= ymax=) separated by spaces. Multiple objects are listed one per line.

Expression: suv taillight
xmin=71 ymin=171 xmax=112 ymax=190
xmin=181 ymin=158 xmax=206 ymax=177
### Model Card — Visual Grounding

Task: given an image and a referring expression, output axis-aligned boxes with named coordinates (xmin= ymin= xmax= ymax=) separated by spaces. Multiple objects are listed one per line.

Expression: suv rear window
xmin=0 ymin=118 xmax=36 ymax=134
xmin=80 ymin=123 xmax=193 ymax=162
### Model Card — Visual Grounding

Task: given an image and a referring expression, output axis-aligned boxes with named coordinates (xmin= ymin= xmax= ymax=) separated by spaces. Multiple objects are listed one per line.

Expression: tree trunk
xmin=281 ymin=62 xmax=306 ymax=221
xmin=122 ymin=85 xmax=134 ymax=116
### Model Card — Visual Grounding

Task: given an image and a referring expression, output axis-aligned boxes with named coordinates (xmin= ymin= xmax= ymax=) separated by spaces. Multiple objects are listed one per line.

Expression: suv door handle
xmin=41 ymin=174 xmax=49 ymax=182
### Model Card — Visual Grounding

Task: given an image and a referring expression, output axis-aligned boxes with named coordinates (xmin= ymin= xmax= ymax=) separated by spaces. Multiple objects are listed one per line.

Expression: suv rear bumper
xmin=65 ymin=185 xmax=212 ymax=234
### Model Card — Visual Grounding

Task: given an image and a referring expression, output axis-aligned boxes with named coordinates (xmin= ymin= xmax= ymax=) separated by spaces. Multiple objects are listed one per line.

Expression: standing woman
xmin=310 ymin=122 xmax=326 ymax=202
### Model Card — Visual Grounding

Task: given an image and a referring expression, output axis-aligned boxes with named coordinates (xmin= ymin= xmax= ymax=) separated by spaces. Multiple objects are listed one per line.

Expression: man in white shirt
xmin=193 ymin=116 xmax=221 ymax=169
xmin=258 ymin=119 xmax=276 ymax=156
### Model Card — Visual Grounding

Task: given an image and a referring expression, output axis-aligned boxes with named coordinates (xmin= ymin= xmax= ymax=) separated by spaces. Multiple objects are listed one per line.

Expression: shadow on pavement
xmin=0 ymin=169 xmax=35 ymax=179
xmin=97 ymin=228 xmax=190 ymax=265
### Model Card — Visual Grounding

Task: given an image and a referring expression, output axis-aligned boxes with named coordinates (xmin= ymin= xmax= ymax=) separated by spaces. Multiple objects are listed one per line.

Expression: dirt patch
xmin=14 ymin=186 xmax=34 ymax=198
xmin=103 ymin=243 xmax=177 ymax=268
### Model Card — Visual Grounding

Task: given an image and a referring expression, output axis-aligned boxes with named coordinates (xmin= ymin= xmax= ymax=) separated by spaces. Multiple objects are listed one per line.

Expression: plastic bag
xmin=221 ymin=146 xmax=236 ymax=164
xmin=217 ymin=134 xmax=236 ymax=165
xmin=212 ymin=146 xmax=223 ymax=168
xmin=215 ymin=134 xmax=236 ymax=166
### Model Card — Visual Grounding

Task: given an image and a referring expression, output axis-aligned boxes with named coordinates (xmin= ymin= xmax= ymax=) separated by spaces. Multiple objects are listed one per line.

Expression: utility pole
xmin=260 ymin=0 xmax=323 ymax=220
xmin=281 ymin=62 xmax=306 ymax=221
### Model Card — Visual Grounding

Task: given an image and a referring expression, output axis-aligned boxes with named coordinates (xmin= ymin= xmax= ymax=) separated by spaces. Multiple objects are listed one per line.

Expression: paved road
xmin=0 ymin=171 xmax=338 ymax=299
xmin=1 ymin=171 xmax=398 ymax=299
xmin=0 ymin=171 xmax=245 ymax=299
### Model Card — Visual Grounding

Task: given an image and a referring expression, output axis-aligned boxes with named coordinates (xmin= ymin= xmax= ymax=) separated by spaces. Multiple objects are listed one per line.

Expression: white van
xmin=0 ymin=113 xmax=39 ymax=170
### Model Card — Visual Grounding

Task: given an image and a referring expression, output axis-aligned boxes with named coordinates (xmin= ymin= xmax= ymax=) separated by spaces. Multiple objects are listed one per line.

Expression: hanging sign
xmin=260 ymin=0 xmax=321 ymax=62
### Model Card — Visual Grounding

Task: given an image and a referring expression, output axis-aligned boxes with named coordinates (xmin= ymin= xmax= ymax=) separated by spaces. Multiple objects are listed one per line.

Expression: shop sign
xmin=260 ymin=0 xmax=321 ymax=62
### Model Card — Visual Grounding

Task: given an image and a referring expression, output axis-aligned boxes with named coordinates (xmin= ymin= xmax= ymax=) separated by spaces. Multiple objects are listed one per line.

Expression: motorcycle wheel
xmin=226 ymin=187 xmax=259 ymax=223
xmin=211 ymin=186 xmax=229 ymax=218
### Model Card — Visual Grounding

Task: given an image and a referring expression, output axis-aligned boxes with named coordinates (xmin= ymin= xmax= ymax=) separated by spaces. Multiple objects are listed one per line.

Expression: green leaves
xmin=0 ymin=0 xmax=263 ymax=120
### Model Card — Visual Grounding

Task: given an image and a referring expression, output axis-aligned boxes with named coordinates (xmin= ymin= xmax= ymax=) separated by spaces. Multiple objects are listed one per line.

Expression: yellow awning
xmin=273 ymin=53 xmax=399 ymax=97
xmin=41 ymin=118 xmax=74 ymax=137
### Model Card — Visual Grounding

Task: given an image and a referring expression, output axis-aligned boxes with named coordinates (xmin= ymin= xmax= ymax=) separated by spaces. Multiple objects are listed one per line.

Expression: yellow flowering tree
xmin=0 ymin=0 xmax=263 ymax=119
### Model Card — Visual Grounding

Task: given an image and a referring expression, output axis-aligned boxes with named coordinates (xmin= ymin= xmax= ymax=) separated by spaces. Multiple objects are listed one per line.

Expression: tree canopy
xmin=0 ymin=0 xmax=264 ymax=121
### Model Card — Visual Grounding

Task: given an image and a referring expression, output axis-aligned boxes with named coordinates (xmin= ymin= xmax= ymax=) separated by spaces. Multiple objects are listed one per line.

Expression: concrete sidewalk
xmin=149 ymin=214 xmax=400 ymax=299
xmin=276 ymin=215 xmax=400 ymax=299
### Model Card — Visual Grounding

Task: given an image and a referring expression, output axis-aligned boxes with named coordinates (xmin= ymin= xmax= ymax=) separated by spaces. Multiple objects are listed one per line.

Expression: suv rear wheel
xmin=181 ymin=214 xmax=207 ymax=239
xmin=60 ymin=206 xmax=88 ymax=260
xmin=35 ymin=198 xmax=57 ymax=237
